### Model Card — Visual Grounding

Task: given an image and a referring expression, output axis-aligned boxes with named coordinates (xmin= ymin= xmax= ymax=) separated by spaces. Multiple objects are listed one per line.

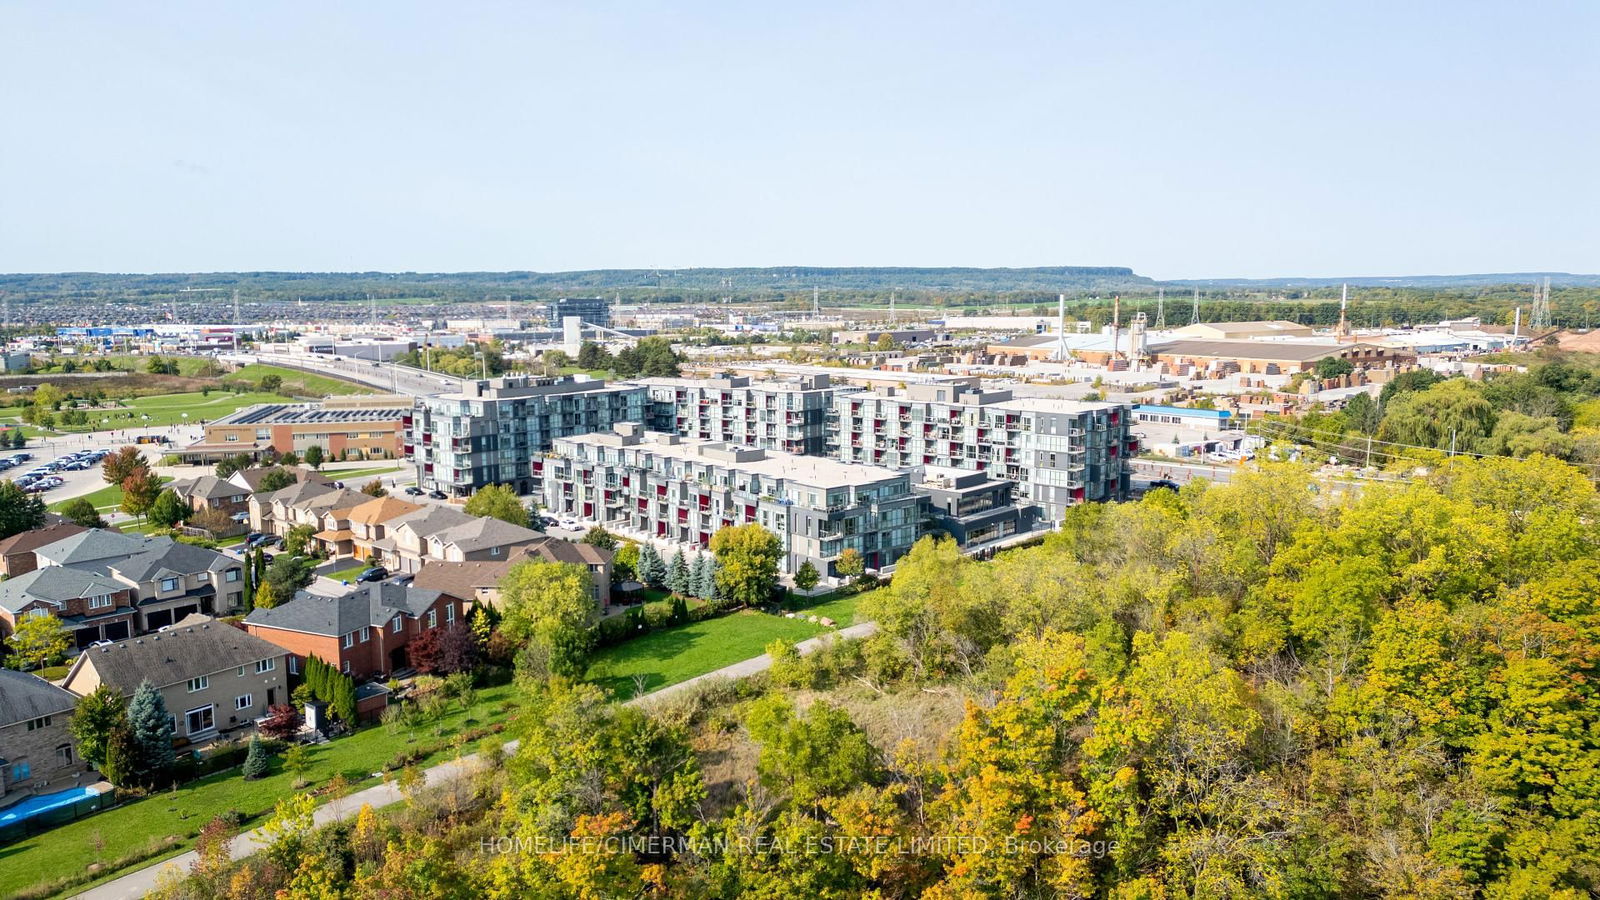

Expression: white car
xmin=559 ymin=518 xmax=578 ymax=529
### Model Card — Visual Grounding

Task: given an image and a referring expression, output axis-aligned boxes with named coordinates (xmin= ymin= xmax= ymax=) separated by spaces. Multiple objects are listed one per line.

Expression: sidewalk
xmin=70 ymin=620 xmax=879 ymax=899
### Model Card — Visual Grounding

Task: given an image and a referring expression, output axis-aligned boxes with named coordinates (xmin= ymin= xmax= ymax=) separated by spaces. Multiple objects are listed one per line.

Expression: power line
xmin=1244 ymin=416 xmax=1600 ymax=475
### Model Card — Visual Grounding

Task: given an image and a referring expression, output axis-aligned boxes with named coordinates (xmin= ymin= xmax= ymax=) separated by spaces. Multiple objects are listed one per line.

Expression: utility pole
xmin=1450 ymin=428 xmax=1457 ymax=458
xmin=1154 ymin=287 xmax=1165 ymax=329
xmin=232 ymin=289 xmax=241 ymax=353
xmin=813 ymin=286 xmax=820 ymax=319
xmin=1190 ymin=288 xmax=1200 ymax=326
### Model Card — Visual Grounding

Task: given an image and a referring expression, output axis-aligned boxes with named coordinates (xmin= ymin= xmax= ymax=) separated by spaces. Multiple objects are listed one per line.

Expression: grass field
xmin=323 ymin=464 xmax=404 ymax=479
xmin=0 ymin=683 xmax=519 ymax=900
xmin=47 ymin=474 xmax=170 ymax=515
xmin=324 ymin=563 xmax=371 ymax=583
xmin=226 ymin=363 xmax=376 ymax=397
xmin=37 ymin=391 xmax=293 ymax=434
xmin=586 ymin=608 xmax=838 ymax=698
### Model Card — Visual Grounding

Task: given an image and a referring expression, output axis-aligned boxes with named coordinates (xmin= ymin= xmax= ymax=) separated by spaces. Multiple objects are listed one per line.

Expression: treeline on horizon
xmin=3 ymin=271 xmax=1599 ymax=330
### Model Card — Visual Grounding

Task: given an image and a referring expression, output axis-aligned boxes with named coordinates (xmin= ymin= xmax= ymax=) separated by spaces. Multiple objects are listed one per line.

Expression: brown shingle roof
xmin=0 ymin=522 xmax=88 ymax=558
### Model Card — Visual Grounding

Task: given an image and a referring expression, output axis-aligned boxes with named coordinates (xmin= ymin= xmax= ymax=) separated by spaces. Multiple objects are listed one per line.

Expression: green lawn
xmin=324 ymin=563 xmax=371 ymax=582
xmin=47 ymin=475 xmax=171 ymax=515
xmin=788 ymin=588 xmax=866 ymax=626
xmin=0 ymin=683 xmax=519 ymax=900
xmin=586 ymin=609 xmax=835 ymax=698
xmin=227 ymin=363 xmax=377 ymax=397
xmin=46 ymin=391 xmax=294 ymax=433
xmin=324 ymin=464 xmax=404 ymax=479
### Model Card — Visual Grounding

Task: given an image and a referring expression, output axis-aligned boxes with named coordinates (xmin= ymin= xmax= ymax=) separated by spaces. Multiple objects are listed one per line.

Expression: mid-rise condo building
xmin=543 ymin=425 xmax=922 ymax=576
xmin=635 ymin=373 xmax=855 ymax=456
xmin=831 ymin=380 xmax=1135 ymax=519
xmin=407 ymin=375 xmax=647 ymax=497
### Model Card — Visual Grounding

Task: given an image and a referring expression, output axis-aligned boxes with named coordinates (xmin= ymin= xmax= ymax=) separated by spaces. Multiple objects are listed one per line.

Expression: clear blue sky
xmin=2 ymin=1 xmax=1595 ymax=279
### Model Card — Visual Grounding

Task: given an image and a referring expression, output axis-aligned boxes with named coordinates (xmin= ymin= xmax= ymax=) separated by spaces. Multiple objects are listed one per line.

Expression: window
xmin=360 ymin=627 xmax=370 ymax=643
xmin=445 ymin=602 xmax=455 ymax=625
xmin=255 ymin=658 xmax=275 ymax=674
xmin=427 ymin=609 xmax=437 ymax=628
xmin=25 ymin=715 xmax=51 ymax=731
xmin=236 ymin=666 xmax=245 ymax=677
xmin=10 ymin=761 xmax=30 ymax=782
xmin=235 ymin=694 xmax=253 ymax=710
xmin=341 ymin=659 xmax=350 ymax=674
xmin=225 ymin=569 xmax=241 ymax=583
xmin=342 ymin=632 xmax=354 ymax=649
xmin=185 ymin=705 xmax=215 ymax=735
xmin=288 ymin=656 xmax=299 ymax=675
xmin=187 ymin=676 xmax=208 ymax=692
xmin=196 ymin=572 xmax=209 ymax=583
xmin=88 ymin=594 xmax=112 ymax=610
xmin=161 ymin=577 xmax=179 ymax=592
xmin=392 ymin=617 xmax=402 ymax=634
xmin=55 ymin=744 xmax=72 ymax=764
xmin=224 ymin=434 xmax=238 ymax=442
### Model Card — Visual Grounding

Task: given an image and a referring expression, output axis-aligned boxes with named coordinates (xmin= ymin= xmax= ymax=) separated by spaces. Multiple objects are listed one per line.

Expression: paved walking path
xmin=71 ymin=620 xmax=879 ymax=899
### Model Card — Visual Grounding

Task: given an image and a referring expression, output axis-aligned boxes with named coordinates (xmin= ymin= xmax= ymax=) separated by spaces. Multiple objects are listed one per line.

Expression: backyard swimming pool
xmin=0 ymin=785 xmax=108 ymax=839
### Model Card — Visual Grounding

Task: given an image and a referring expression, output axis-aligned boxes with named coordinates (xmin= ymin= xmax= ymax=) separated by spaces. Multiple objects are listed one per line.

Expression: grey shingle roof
xmin=108 ymin=540 xmax=233 ymax=584
xmin=0 ymin=566 xmax=126 ymax=614
xmin=388 ymin=504 xmax=476 ymax=536
xmin=66 ymin=621 xmax=285 ymax=693
xmin=244 ymin=582 xmax=448 ymax=638
xmin=173 ymin=475 xmax=244 ymax=501
xmin=0 ymin=669 xmax=77 ymax=726
xmin=33 ymin=529 xmax=157 ymax=568
xmin=261 ymin=479 xmax=338 ymax=506
xmin=429 ymin=516 xmax=541 ymax=552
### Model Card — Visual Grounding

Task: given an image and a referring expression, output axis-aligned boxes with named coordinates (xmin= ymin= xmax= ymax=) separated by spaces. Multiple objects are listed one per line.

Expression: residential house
xmin=314 ymin=496 xmax=422 ymax=561
xmin=0 ymin=670 xmax=89 ymax=805
xmin=61 ymin=621 xmax=289 ymax=745
xmin=225 ymin=465 xmax=330 ymax=495
xmin=258 ymin=485 xmax=364 ymax=540
xmin=413 ymin=535 xmax=614 ymax=611
xmin=424 ymin=516 xmax=542 ymax=564
xmin=248 ymin=479 xmax=337 ymax=537
xmin=166 ymin=475 xmax=250 ymax=521
xmin=0 ymin=523 xmax=87 ymax=578
xmin=376 ymin=505 xmax=477 ymax=574
xmin=32 ymin=529 xmax=159 ymax=574
xmin=0 ymin=567 xmax=138 ymax=649
xmin=104 ymin=540 xmax=247 ymax=629
xmin=244 ymin=582 xmax=466 ymax=680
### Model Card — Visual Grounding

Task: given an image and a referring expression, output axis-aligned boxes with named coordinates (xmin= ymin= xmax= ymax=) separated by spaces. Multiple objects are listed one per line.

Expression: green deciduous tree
xmin=710 ymin=523 xmax=782 ymax=609
xmin=0 ymin=479 xmax=47 ymax=538
xmin=57 ymin=496 xmax=105 ymax=528
xmin=498 ymin=559 xmax=597 ymax=679
xmin=5 ymin=614 xmax=70 ymax=669
xmin=463 ymin=483 xmax=530 ymax=527
xmin=148 ymin=488 xmax=187 ymax=529
xmin=70 ymin=684 xmax=128 ymax=769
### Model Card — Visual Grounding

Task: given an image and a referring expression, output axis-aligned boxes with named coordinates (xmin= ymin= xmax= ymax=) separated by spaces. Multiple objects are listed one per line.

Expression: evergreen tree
xmin=667 ymin=550 xmax=690 ymax=595
xmin=333 ymin=674 xmax=357 ymax=724
xmin=242 ymin=735 xmax=270 ymax=779
xmin=794 ymin=559 xmax=821 ymax=593
xmin=692 ymin=554 xmax=717 ymax=600
xmin=636 ymin=544 xmax=664 ymax=587
xmin=127 ymin=680 xmax=175 ymax=786
xmin=100 ymin=726 xmax=136 ymax=787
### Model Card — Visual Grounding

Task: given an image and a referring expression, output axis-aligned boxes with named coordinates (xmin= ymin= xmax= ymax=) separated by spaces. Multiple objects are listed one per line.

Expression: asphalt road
xmin=222 ymin=351 xmax=467 ymax=398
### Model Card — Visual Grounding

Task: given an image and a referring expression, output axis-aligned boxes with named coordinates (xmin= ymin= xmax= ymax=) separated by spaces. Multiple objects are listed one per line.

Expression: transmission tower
xmin=1154 ymin=288 xmax=1165 ymax=329
xmin=1530 ymin=277 xmax=1552 ymax=331
xmin=1190 ymin=288 xmax=1200 ymax=325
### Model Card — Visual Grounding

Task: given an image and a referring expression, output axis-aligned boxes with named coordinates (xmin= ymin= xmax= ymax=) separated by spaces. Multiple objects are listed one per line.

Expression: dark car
xmin=355 ymin=566 xmax=389 ymax=583
xmin=427 ymin=490 xmax=447 ymax=500
xmin=1147 ymin=479 xmax=1182 ymax=493
xmin=403 ymin=486 xmax=423 ymax=496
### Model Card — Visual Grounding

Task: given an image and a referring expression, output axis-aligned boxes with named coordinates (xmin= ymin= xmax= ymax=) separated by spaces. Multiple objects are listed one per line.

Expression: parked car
xmin=1147 ymin=479 xmax=1181 ymax=493
xmin=403 ymin=486 xmax=423 ymax=496
xmin=9 ymin=453 xmax=32 ymax=463
xmin=355 ymin=566 xmax=389 ymax=583
xmin=427 ymin=489 xmax=447 ymax=500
